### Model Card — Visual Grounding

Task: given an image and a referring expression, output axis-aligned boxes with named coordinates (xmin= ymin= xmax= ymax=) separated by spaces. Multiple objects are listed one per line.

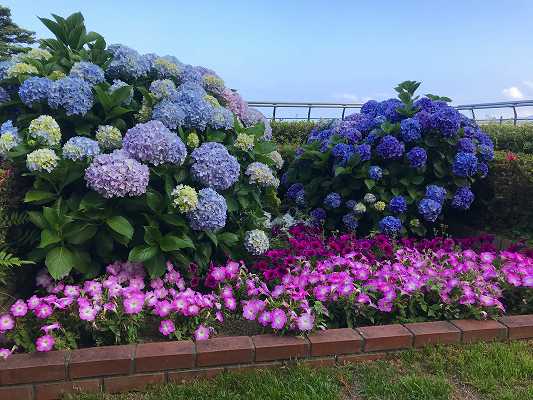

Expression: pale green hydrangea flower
xmin=234 ymin=133 xmax=254 ymax=151
xmin=354 ymin=202 xmax=367 ymax=214
xmin=171 ymin=184 xmax=199 ymax=213
xmin=244 ymin=229 xmax=270 ymax=255
xmin=28 ymin=115 xmax=61 ymax=146
xmin=25 ymin=48 xmax=52 ymax=61
xmin=204 ymin=95 xmax=220 ymax=108
xmin=95 ymin=125 xmax=122 ymax=150
xmin=186 ymin=132 xmax=199 ymax=149
xmin=374 ymin=201 xmax=386 ymax=212
xmin=26 ymin=148 xmax=59 ymax=172
xmin=268 ymin=151 xmax=284 ymax=169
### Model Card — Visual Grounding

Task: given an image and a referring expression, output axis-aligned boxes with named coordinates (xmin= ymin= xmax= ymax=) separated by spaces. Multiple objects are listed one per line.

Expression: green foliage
xmin=271 ymin=120 xmax=316 ymax=145
xmin=0 ymin=5 xmax=36 ymax=59
xmin=480 ymin=123 xmax=533 ymax=154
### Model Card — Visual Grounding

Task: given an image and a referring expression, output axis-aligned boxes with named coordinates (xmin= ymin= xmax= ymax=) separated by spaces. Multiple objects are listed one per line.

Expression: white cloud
xmin=502 ymin=86 xmax=525 ymax=100
xmin=336 ymin=93 xmax=361 ymax=102
xmin=523 ymin=81 xmax=533 ymax=89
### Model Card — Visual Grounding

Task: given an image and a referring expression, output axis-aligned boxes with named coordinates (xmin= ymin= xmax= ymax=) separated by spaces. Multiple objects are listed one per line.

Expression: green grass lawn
xmin=72 ymin=340 xmax=532 ymax=400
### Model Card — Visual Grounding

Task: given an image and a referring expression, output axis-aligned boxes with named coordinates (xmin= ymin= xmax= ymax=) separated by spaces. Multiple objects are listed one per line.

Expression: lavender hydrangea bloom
xmin=400 ymin=117 xmax=422 ymax=142
xmin=324 ymin=192 xmax=341 ymax=209
xmin=123 ymin=120 xmax=187 ymax=166
xmin=48 ymin=77 xmax=94 ymax=116
xmin=406 ymin=147 xmax=427 ymax=168
xmin=378 ymin=216 xmax=402 ymax=236
xmin=62 ymin=136 xmax=100 ymax=161
xmin=458 ymin=138 xmax=476 ymax=153
xmin=376 ymin=135 xmax=404 ymax=159
xmin=451 ymin=187 xmax=475 ymax=210
xmin=430 ymin=106 xmax=461 ymax=137
xmin=342 ymin=213 xmax=359 ymax=230
xmin=310 ymin=207 xmax=327 ymax=222
xmin=389 ymin=195 xmax=407 ymax=214
xmin=343 ymin=113 xmax=375 ymax=133
xmin=418 ymin=198 xmax=442 ymax=222
xmin=187 ymin=188 xmax=227 ymax=231
xmin=69 ymin=62 xmax=105 ymax=85
xmin=425 ymin=185 xmax=447 ymax=204
xmin=152 ymin=99 xmax=186 ymax=129
xmin=190 ymin=142 xmax=240 ymax=191
xmin=452 ymin=152 xmax=478 ymax=177
xmin=85 ymin=150 xmax=149 ymax=198
xmin=368 ymin=166 xmax=382 ymax=180
xmin=18 ymin=77 xmax=52 ymax=107
xmin=107 ymin=44 xmax=151 ymax=80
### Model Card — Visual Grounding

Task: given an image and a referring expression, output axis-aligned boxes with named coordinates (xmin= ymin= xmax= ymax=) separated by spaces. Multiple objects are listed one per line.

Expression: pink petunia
xmin=270 ymin=308 xmax=287 ymax=330
xmin=34 ymin=303 xmax=53 ymax=319
xmin=0 ymin=314 xmax=15 ymax=331
xmin=10 ymin=300 xmax=28 ymax=317
xmin=79 ymin=306 xmax=97 ymax=321
xmin=35 ymin=335 xmax=55 ymax=352
xmin=296 ymin=312 xmax=315 ymax=331
xmin=123 ymin=295 xmax=144 ymax=315
xmin=158 ymin=319 xmax=175 ymax=336
xmin=194 ymin=325 xmax=210 ymax=341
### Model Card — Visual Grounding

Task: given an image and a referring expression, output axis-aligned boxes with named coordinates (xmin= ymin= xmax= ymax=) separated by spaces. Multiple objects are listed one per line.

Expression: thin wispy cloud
xmin=502 ymin=86 xmax=525 ymax=100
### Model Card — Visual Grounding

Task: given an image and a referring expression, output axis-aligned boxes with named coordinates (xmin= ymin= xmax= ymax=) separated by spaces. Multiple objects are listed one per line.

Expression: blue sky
xmin=4 ymin=0 xmax=533 ymax=118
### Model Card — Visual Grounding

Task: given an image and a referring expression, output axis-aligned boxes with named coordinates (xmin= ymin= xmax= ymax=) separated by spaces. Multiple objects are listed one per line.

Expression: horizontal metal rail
xmin=248 ymin=100 xmax=533 ymax=126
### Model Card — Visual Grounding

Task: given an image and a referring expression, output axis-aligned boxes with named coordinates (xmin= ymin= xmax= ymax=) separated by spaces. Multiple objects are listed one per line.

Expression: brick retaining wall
xmin=1 ymin=314 xmax=532 ymax=400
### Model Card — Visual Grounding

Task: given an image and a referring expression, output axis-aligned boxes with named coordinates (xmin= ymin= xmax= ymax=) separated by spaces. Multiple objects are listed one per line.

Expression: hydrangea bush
xmin=0 ymin=13 xmax=281 ymax=279
xmin=283 ymin=81 xmax=494 ymax=236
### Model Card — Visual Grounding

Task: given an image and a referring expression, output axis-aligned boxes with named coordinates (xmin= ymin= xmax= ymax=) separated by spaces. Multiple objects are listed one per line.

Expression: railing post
xmin=341 ymin=106 xmax=346 ymax=120
xmin=307 ymin=105 xmax=311 ymax=121
xmin=471 ymin=108 xmax=476 ymax=121
xmin=272 ymin=105 xmax=276 ymax=121
xmin=512 ymin=106 xmax=517 ymax=126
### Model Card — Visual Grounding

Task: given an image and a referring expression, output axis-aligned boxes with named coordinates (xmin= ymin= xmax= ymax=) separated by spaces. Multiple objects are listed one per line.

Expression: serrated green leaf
xmin=105 ymin=216 xmax=133 ymax=240
xmin=45 ymin=246 xmax=75 ymax=279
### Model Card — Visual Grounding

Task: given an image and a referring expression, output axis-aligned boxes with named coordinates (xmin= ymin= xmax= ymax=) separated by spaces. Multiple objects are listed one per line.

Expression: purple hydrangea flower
xmin=355 ymin=143 xmax=372 ymax=162
xmin=287 ymin=183 xmax=304 ymax=200
xmin=85 ymin=150 xmax=149 ymax=198
xmin=378 ymin=216 xmax=402 ymax=236
xmin=334 ymin=120 xmax=362 ymax=143
xmin=376 ymin=135 xmax=404 ymax=159
xmin=48 ymin=77 xmax=94 ymax=116
xmin=190 ymin=142 xmax=240 ymax=191
xmin=310 ymin=207 xmax=327 ymax=222
xmin=418 ymin=198 xmax=442 ymax=222
xmin=425 ymin=185 xmax=447 ymax=204
xmin=389 ymin=195 xmax=407 ymax=214
xmin=406 ymin=147 xmax=427 ymax=168
xmin=400 ymin=117 xmax=422 ymax=142
xmin=123 ymin=120 xmax=187 ymax=166
xmin=378 ymin=98 xmax=403 ymax=122
xmin=477 ymin=162 xmax=489 ymax=178
xmin=368 ymin=166 xmax=382 ymax=180
xmin=451 ymin=186 xmax=475 ymax=210
xmin=414 ymin=97 xmax=446 ymax=113
xmin=18 ymin=77 xmax=52 ymax=107
xmin=324 ymin=192 xmax=342 ymax=209
xmin=342 ymin=213 xmax=359 ymax=230
xmin=430 ymin=106 xmax=461 ymax=137
xmin=364 ymin=132 xmax=380 ymax=145
xmin=69 ymin=61 xmax=105 ymax=85
xmin=331 ymin=143 xmax=354 ymax=166
xmin=452 ymin=152 xmax=479 ymax=177
xmin=474 ymin=131 xmax=493 ymax=147
xmin=360 ymin=100 xmax=380 ymax=117
xmin=458 ymin=138 xmax=476 ymax=153
xmin=187 ymin=188 xmax=227 ymax=231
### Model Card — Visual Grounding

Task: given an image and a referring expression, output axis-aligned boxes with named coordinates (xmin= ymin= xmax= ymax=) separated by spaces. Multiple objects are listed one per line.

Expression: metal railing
xmin=248 ymin=99 xmax=533 ymax=125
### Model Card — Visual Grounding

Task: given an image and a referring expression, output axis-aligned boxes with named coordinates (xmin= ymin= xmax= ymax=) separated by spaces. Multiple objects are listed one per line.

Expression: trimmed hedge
xmin=271 ymin=120 xmax=533 ymax=154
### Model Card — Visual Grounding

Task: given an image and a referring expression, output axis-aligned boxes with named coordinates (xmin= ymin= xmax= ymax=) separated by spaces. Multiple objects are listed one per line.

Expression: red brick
xmin=337 ymin=352 xmax=389 ymax=365
xmin=252 ymin=334 xmax=309 ymax=362
xmin=69 ymin=345 xmax=134 ymax=379
xmin=0 ymin=350 xmax=66 ymax=385
xmin=499 ymin=315 xmax=533 ymax=340
xmin=357 ymin=324 xmax=413 ymax=351
xmin=302 ymin=357 xmax=336 ymax=368
xmin=35 ymin=379 xmax=101 ymax=400
xmin=225 ymin=362 xmax=281 ymax=374
xmin=307 ymin=328 xmax=363 ymax=356
xmin=168 ymin=367 xmax=224 ymax=384
xmin=451 ymin=319 xmax=507 ymax=343
xmin=135 ymin=340 xmax=194 ymax=373
xmin=104 ymin=373 xmax=165 ymax=394
xmin=196 ymin=336 xmax=253 ymax=367
xmin=0 ymin=385 xmax=33 ymax=400
xmin=404 ymin=321 xmax=461 ymax=348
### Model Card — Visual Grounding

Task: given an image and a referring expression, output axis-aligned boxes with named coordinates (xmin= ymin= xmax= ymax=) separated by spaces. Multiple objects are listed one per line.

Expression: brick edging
xmin=1 ymin=314 xmax=532 ymax=399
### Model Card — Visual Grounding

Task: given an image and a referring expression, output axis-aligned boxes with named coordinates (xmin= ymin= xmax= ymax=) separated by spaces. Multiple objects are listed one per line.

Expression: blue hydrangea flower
xmin=187 ymin=188 xmax=227 ymax=232
xmin=451 ymin=187 xmax=475 ymax=210
xmin=108 ymin=80 xmax=133 ymax=105
xmin=332 ymin=143 xmax=354 ymax=166
xmin=69 ymin=62 xmax=105 ymax=85
xmin=376 ymin=135 xmax=405 ymax=159
xmin=425 ymin=185 xmax=447 ymax=204
xmin=478 ymin=144 xmax=494 ymax=162
xmin=368 ymin=166 xmax=383 ymax=180
xmin=360 ymin=100 xmax=380 ymax=117
xmin=123 ymin=120 xmax=187 ymax=166
xmin=85 ymin=150 xmax=149 ymax=198
xmin=18 ymin=77 xmax=52 ymax=107
xmin=414 ymin=110 xmax=432 ymax=132
xmin=378 ymin=98 xmax=403 ymax=122
xmin=364 ymin=131 xmax=380 ymax=145
xmin=355 ymin=143 xmax=372 ymax=162
xmin=190 ymin=142 xmax=240 ymax=191
xmin=430 ymin=106 xmax=461 ymax=137
xmin=343 ymin=113 xmax=376 ymax=133
xmin=345 ymin=200 xmax=356 ymax=210
xmin=0 ymin=61 xmax=15 ymax=80
xmin=310 ymin=208 xmax=327 ymax=222
xmin=414 ymin=97 xmax=446 ymax=113
xmin=342 ymin=213 xmax=359 ymax=230
xmin=378 ymin=216 xmax=402 ymax=236
xmin=418 ymin=198 xmax=442 ymax=222
xmin=107 ymin=44 xmax=151 ymax=80
xmin=152 ymin=99 xmax=186 ymax=129
xmin=210 ymin=106 xmax=234 ymax=130
xmin=324 ymin=192 xmax=342 ymax=209
xmin=48 ymin=77 xmax=94 ymax=116
xmin=400 ymin=117 xmax=422 ymax=142
xmin=463 ymin=125 xmax=479 ymax=137
xmin=150 ymin=79 xmax=177 ymax=100
xmin=153 ymin=56 xmax=183 ymax=79
xmin=452 ymin=152 xmax=479 ymax=177
xmin=406 ymin=147 xmax=427 ymax=168
xmin=172 ymin=83 xmax=215 ymax=131
xmin=389 ymin=195 xmax=407 ymax=214
xmin=287 ymin=183 xmax=304 ymax=200
xmin=295 ymin=190 xmax=305 ymax=206
xmin=0 ymin=120 xmax=21 ymax=154
xmin=477 ymin=162 xmax=489 ymax=178
xmin=474 ymin=131 xmax=493 ymax=147
xmin=334 ymin=120 xmax=362 ymax=143
xmin=62 ymin=136 xmax=100 ymax=161
xmin=458 ymin=138 xmax=476 ymax=153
